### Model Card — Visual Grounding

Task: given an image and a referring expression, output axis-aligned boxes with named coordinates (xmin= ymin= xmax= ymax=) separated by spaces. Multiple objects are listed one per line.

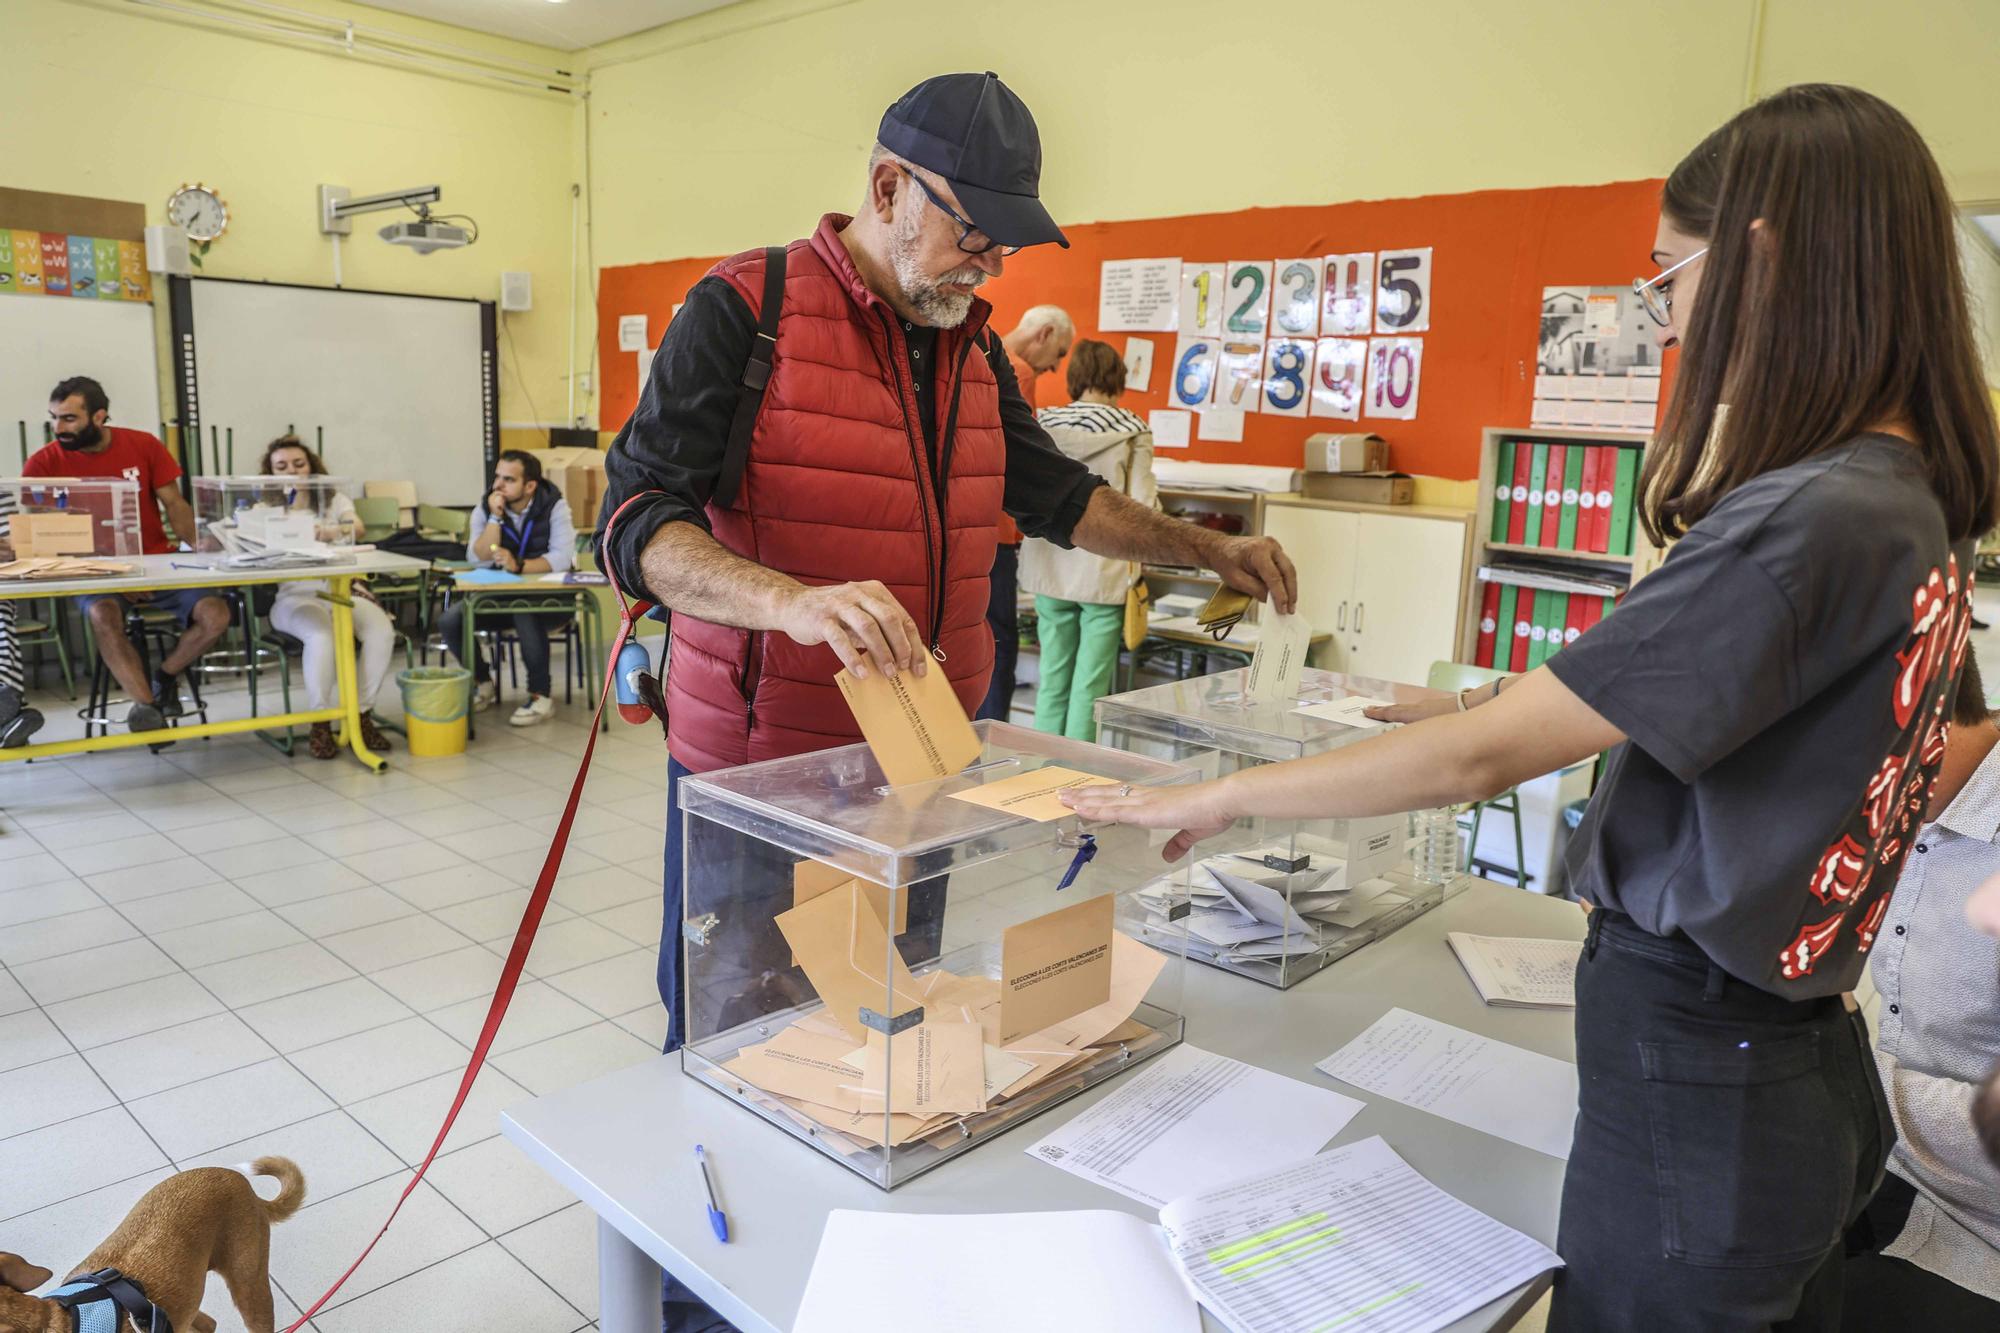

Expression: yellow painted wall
xmin=5 ymin=0 xmax=583 ymax=438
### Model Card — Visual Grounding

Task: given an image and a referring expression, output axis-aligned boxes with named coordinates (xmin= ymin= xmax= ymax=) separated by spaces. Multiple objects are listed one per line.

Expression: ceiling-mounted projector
xmin=319 ymin=183 xmax=477 ymax=256
xmin=379 ymin=218 xmax=473 ymax=254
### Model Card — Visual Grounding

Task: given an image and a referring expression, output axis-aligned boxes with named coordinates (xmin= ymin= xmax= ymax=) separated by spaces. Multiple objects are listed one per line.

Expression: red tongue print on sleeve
xmin=1855 ymin=895 xmax=1891 ymax=954
xmin=1780 ymin=913 xmax=1847 ymax=981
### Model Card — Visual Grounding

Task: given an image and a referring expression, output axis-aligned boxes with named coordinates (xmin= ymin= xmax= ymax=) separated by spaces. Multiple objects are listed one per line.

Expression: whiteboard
xmin=187 ymin=279 xmax=490 ymax=502
xmin=0 ymin=297 xmax=162 ymax=467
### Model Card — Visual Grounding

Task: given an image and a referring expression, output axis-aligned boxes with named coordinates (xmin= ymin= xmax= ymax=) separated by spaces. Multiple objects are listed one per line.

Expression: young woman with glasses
xmin=1064 ymin=85 xmax=1999 ymax=1330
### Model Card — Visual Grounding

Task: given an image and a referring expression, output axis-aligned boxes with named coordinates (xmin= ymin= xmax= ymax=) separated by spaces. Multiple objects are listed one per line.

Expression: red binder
xmin=1509 ymin=589 xmax=1536 ymax=672
xmin=1564 ymin=593 xmax=1590 ymax=649
xmin=1538 ymin=444 xmax=1565 ymax=547
xmin=1579 ymin=596 xmax=1604 ymax=631
xmin=1586 ymin=447 xmax=1616 ymax=552
xmin=1505 ymin=444 xmax=1533 ymax=544
xmin=1473 ymin=581 xmax=1501 ymax=668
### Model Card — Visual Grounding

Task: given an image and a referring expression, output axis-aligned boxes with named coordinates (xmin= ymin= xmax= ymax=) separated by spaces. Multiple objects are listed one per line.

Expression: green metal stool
xmin=1426 ymin=660 xmax=1529 ymax=888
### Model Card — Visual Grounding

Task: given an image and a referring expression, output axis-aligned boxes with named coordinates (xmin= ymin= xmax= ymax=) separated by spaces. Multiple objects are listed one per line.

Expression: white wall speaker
xmin=500 ymin=271 xmax=533 ymax=312
xmin=144 ymin=225 xmax=190 ymax=277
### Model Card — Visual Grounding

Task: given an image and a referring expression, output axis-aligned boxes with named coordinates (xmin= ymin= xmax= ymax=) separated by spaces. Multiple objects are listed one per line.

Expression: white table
xmin=0 ymin=550 xmax=429 ymax=770
xmin=503 ymin=880 xmax=1586 ymax=1332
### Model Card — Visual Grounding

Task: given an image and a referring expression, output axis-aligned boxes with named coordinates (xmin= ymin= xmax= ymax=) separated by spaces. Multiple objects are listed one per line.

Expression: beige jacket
xmin=1019 ymin=402 xmax=1157 ymax=606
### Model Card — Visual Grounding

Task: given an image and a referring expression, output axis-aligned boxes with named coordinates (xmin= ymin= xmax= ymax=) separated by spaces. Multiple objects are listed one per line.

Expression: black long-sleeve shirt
xmin=598 ymin=275 xmax=1104 ymax=602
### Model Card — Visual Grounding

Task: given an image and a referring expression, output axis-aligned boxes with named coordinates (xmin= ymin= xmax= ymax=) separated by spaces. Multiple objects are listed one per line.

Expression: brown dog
xmin=0 ymin=1155 xmax=305 ymax=1333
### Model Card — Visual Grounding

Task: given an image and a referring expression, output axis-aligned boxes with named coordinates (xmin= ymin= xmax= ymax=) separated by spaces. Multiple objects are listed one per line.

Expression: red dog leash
xmin=283 ymin=494 xmax=662 ymax=1330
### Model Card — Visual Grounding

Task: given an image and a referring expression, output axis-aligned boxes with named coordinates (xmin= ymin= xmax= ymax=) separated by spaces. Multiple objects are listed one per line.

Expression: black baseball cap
xmin=878 ymin=72 xmax=1068 ymax=250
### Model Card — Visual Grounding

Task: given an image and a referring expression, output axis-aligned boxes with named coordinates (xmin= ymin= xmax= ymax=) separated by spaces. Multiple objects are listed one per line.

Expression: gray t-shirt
xmin=1550 ymin=435 xmax=1975 ymax=998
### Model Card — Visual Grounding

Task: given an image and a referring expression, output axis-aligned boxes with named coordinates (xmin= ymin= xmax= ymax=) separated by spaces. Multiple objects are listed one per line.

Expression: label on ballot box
xmin=9 ymin=511 xmax=95 ymax=557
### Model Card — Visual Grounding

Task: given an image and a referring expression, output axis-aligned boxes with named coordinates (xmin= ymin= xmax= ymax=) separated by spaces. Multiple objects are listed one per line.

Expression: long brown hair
xmin=258 ymin=434 xmax=327 ymax=476
xmin=1641 ymin=84 xmax=1998 ymax=545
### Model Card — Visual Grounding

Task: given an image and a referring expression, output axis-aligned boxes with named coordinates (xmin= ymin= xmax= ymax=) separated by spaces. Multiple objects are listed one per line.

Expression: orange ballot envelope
xmin=774 ymin=880 xmax=927 ymax=1045
xmin=999 ymin=894 xmax=1115 ymax=1044
xmin=835 ymin=663 xmax=981 ymax=787
xmin=945 ymin=765 xmax=1117 ymax=822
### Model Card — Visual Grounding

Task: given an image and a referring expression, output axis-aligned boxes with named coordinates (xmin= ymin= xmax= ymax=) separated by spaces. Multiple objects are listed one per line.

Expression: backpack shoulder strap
xmin=713 ymin=245 xmax=786 ymax=510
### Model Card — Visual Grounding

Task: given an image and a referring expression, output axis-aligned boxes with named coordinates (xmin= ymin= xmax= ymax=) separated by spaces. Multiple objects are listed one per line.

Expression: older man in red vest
xmin=603 ymin=72 xmax=1293 ymax=1047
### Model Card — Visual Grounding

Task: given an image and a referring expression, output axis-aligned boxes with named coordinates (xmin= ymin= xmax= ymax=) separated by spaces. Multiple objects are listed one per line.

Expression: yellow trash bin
xmin=396 ymin=666 xmax=471 ymax=756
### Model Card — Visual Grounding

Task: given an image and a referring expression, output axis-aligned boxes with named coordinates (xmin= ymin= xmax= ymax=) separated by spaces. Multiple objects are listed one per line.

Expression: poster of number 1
xmin=1098 ymin=251 xmax=1431 ymax=424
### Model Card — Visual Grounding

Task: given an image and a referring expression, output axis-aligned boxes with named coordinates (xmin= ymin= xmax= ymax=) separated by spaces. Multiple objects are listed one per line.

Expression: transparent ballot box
xmin=1094 ymin=667 xmax=1458 ymax=990
xmin=0 ymin=477 xmax=143 ymax=560
xmin=677 ymin=720 xmax=1200 ymax=1189
xmin=192 ymin=476 xmax=359 ymax=568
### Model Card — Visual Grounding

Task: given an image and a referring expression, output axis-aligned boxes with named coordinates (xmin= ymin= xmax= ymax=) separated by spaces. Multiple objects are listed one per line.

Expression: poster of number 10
xmin=1117 ymin=252 xmax=1428 ymax=422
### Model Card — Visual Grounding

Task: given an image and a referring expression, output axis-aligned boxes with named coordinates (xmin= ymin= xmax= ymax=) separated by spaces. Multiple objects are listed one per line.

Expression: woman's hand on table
xmin=1060 ymin=777 xmax=1240 ymax=862
xmin=1364 ymin=695 xmax=1458 ymax=725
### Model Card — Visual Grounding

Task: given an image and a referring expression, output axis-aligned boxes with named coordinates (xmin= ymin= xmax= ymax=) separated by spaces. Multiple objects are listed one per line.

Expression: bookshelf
xmin=1459 ymin=425 xmax=1666 ymax=669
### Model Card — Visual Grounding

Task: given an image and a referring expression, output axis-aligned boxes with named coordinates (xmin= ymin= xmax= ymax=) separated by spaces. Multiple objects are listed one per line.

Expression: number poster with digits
xmin=1134 ymin=252 xmax=1429 ymax=427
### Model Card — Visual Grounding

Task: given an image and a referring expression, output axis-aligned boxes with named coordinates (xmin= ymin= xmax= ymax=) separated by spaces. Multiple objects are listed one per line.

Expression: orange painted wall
xmin=596 ymin=177 xmax=1666 ymax=480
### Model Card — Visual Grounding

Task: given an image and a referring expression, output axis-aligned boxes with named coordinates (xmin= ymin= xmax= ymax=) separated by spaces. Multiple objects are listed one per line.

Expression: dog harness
xmin=45 ymin=1268 xmax=172 ymax=1333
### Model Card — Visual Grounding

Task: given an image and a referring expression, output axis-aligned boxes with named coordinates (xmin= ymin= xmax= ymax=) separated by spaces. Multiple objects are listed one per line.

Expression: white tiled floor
xmin=0 ymin=672 xmax=668 ymax=1332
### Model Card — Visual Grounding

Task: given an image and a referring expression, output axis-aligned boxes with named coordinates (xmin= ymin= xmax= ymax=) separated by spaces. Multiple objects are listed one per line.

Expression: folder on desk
xmin=1491 ymin=439 xmax=1516 ymax=543
xmin=1538 ymin=444 xmax=1564 ymax=549
xmin=1474 ymin=581 xmax=1501 ymax=668
xmin=1557 ymin=445 xmax=1585 ymax=550
xmin=1506 ymin=443 xmax=1533 ymax=545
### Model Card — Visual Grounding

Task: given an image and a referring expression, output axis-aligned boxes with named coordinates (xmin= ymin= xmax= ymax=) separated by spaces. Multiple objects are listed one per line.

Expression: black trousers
xmin=976 ymin=542 xmax=1018 ymax=722
xmin=1840 ymin=1170 xmax=2000 ymax=1329
xmin=1550 ymin=911 xmax=1894 ymax=1332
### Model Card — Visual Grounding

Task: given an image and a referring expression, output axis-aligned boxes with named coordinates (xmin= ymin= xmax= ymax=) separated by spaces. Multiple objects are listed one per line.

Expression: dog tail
xmin=251 ymin=1156 xmax=307 ymax=1223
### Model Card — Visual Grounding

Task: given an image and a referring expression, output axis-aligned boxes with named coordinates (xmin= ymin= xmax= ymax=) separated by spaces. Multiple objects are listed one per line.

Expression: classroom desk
xmin=0 ymin=550 xmax=427 ymax=772
xmin=447 ymin=574 xmax=607 ymax=737
xmin=502 ymin=879 xmax=1586 ymax=1333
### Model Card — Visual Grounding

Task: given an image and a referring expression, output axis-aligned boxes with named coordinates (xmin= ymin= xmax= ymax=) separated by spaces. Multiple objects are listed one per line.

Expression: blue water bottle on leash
xmin=614 ymin=639 xmax=657 ymax=726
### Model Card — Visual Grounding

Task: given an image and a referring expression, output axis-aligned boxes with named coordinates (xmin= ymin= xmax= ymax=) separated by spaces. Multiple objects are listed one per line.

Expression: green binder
xmin=1491 ymin=439 xmax=1515 ymax=542
xmin=1601 ymin=594 xmax=1617 ymax=621
xmin=1557 ymin=446 xmax=1585 ymax=550
xmin=1610 ymin=448 xmax=1640 ymax=555
xmin=1493 ymin=582 xmax=1518 ymax=670
xmin=1525 ymin=443 xmax=1549 ymax=548
xmin=1535 ymin=590 xmax=1566 ymax=668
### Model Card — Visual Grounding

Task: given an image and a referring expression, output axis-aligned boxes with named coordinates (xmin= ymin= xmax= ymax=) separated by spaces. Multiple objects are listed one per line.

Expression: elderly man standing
xmin=979 ymin=302 xmax=1075 ymax=719
xmin=602 ymin=70 xmax=1292 ymax=1039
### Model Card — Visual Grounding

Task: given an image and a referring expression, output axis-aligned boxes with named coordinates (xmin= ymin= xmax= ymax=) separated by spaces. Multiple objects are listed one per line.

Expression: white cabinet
xmin=1258 ymin=499 xmax=1472 ymax=685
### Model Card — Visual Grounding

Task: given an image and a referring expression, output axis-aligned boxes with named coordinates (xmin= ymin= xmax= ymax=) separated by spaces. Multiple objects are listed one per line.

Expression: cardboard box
xmin=522 ymin=447 xmax=607 ymax=529
xmin=9 ymin=511 xmax=95 ymax=557
xmin=1302 ymin=432 xmax=1388 ymax=474
xmin=1300 ymin=472 xmax=1414 ymax=505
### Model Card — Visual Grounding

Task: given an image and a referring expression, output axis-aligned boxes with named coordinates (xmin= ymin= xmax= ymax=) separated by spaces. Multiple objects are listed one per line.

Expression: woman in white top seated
xmin=260 ymin=436 xmax=394 ymax=759
xmin=1019 ymin=339 xmax=1156 ymax=741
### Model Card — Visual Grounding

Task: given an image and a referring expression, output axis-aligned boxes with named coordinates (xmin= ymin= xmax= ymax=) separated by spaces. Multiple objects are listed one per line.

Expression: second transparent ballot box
xmin=0 ymin=477 xmax=143 ymax=560
xmin=192 ymin=476 xmax=360 ymax=567
xmin=1094 ymin=667 xmax=1459 ymax=989
xmin=676 ymin=720 xmax=1201 ymax=1189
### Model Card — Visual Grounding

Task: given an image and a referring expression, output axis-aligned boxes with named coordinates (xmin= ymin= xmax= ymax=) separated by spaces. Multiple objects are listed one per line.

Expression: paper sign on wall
xmin=1374 ymin=247 xmax=1433 ymax=333
xmin=1322 ymin=252 xmax=1374 ymax=336
xmin=1169 ymin=337 xmax=1220 ymax=409
xmin=1310 ymin=338 xmax=1365 ymax=420
xmin=1221 ymin=261 xmax=1273 ymax=339
xmin=1123 ymin=337 xmax=1155 ymax=394
xmin=1261 ymin=338 xmax=1312 ymax=417
xmin=1177 ymin=263 xmax=1225 ymax=337
xmin=1364 ymin=337 xmax=1424 ymax=420
xmin=1099 ymin=258 xmax=1182 ymax=332
xmin=637 ymin=347 xmax=655 ymax=384
xmin=1196 ymin=409 xmax=1245 ymax=443
xmin=1271 ymin=259 xmax=1320 ymax=336
xmin=617 ymin=314 xmax=648 ymax=352
xmin=1213 ymin=341 xmax=1264 ymax=413
xmin=1148 ymin=409 xmax=1192 ymax=449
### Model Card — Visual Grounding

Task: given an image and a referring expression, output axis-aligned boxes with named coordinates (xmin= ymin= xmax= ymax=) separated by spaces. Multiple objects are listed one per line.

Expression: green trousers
xmin=1033 ymin=595 xmax=1124 ymax=742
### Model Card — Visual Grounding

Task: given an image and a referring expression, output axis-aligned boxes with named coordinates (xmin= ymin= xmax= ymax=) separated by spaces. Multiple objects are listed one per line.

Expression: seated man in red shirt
xmin=23 ymin=377 xmax=230 ymax=734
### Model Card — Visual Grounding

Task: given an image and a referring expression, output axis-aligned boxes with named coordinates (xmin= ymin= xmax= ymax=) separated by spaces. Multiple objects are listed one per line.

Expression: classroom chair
xmin=353 ymin=495 xmax=401 ymax=543
xmin=366 ymin=480 xmax=420 ymax=529
xmin=1425 ymin=660 xmax=1528 ymax=888
xmin=14 ymin=606 xmax=76 ymax=699
xmin=418 ymin=504 xmax=471 ymax=544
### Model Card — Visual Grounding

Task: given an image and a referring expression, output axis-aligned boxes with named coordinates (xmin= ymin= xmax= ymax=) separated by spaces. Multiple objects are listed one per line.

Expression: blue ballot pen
xmin=696 ymin=1144 xmax=730 ymax=1243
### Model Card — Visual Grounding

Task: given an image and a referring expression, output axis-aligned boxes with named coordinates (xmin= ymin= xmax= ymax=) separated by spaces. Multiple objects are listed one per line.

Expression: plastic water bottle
xmin=1411 ymin=807 xmax=1461 ymax=885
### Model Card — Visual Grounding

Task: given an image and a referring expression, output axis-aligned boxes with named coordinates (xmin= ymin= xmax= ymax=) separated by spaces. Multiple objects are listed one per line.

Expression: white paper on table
xmin=1447 ymin=933 xmax=1583 ymax=1008
xmin=1207 ymin=868 xmax=1313 ymax=939
xmin=1123 ymin=336 xmax=1155 ymax=393
xmin=1026 ymin=1044 xmax=1364 ymax=1208
xmin=1160 ymin=1135 xmax=1562 ymax=1333
xmin=1243 ymin=610 xmax=1310 ymax=704
xmin=795 ymin=1209 xmax=1201 ymax=1333
xmin=1148 ymin=409 xmax=1192 ymax=449
xmin=1317 ymin=1008 xmax=1579 ymax=1159
xmin=1295 ymin=695 xmax=1391 ymax=728
xmin=1099 ymin=258 xmax=1181 ymax=332
xmin=1196 ymin=408 xmax=1244 ymax=443
xmin=617 ymin=313 xmax=648 ymax=352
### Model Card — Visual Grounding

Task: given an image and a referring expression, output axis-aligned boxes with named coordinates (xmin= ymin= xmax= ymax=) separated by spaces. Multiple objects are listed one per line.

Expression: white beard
xmin=889 ymin=201 xmax=985 ymax=328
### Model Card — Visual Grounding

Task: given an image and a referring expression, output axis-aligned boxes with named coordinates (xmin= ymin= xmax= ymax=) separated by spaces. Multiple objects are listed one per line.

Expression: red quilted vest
xmin=665 ymin=214 xmax=1005 ymax=773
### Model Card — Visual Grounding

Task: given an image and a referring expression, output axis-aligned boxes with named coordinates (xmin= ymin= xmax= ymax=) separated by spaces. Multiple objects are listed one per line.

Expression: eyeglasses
xmin=898 ymin=166 xmax=1019 ymax=257
xmin=1632 ymin=247 xmax=1708 ymax=328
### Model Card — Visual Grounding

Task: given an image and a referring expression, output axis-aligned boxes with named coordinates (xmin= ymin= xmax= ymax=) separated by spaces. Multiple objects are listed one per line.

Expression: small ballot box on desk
xmin=1094 ymin=667 xmax=1461 ymax=990
xmin=676 ymin=720 xmax=1208 ymax=1190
